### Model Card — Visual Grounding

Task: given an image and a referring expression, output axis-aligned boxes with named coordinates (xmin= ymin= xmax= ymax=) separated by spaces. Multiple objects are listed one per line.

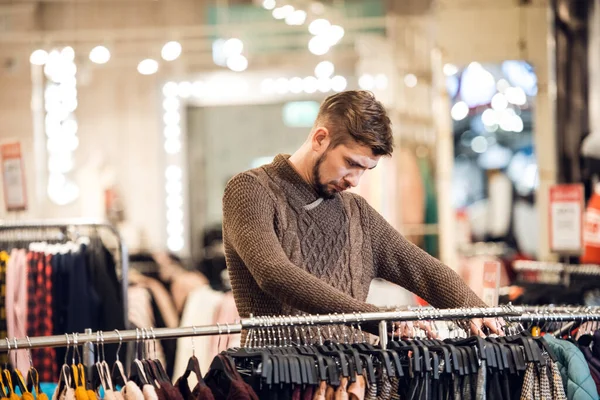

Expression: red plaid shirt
xmin=27 ymin=252 xmax=57 ymax=382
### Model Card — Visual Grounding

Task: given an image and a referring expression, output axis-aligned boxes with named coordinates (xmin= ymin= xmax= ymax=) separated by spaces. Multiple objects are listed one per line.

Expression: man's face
xmin=312 ymin=141 xmax=380 ymax=199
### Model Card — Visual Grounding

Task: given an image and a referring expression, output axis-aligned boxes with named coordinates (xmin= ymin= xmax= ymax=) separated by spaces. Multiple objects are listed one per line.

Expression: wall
xmin=186 ymin=102 xmax=311 ymax=259
xmin=0 ymin=0 xmax=207 ymax=251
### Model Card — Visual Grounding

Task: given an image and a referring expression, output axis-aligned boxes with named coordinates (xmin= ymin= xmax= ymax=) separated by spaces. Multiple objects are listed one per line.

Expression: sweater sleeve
xmin=361 ymin=196 xmax=486 ymax=309
xmin=222 ymin=173 xmax=380 ymax=315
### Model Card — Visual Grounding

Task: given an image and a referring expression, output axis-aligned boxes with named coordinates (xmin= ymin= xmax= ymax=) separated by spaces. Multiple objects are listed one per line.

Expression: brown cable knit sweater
xmin=222 ymin=154 xmax=485 ymax=323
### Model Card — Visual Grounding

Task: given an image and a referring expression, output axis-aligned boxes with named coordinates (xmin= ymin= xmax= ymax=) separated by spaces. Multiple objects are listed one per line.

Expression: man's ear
xmin=311 ymin=127 xmax=330 ymax=152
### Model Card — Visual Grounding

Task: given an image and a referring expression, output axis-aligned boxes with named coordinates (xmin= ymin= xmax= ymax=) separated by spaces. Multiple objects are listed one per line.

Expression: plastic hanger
xmin=111 ymin=330 xmax=128 ymax=389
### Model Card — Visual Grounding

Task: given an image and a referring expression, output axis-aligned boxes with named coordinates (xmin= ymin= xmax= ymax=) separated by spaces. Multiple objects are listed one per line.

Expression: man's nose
xmin=345 ymin=171 xmax=362 ymax=188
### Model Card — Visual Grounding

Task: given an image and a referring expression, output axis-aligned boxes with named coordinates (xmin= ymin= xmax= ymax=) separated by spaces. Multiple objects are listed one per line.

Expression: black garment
xmin=86 ymin=239 xmax=126 ymax=365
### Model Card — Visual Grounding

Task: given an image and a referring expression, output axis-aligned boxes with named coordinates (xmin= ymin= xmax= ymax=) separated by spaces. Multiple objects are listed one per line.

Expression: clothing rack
xmin=0 ymin=218 xmax=129 ymax=321
xmin=0 ymin=306 xmax=522 ymax=352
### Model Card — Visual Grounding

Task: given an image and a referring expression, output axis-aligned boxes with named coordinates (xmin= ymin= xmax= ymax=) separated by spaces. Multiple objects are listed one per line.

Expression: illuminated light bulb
xmin=308 ymin=36 xmax=329 ymax=56
xmin=308 ymin=19 xmax=330 ymax=35
xmin=314 ymin=61 xmax=334 ymax=79
xmin=162 ymin=41 xmax=182 ymax=61
xmin=331 ymin=75 xmax=347 ymax=92
xmin=451 ymin=101 xmax=469 ymax=121
xmin=89 ymin=46 xmax=110 ymax=64
xmin=30 ymin=49 xmax=48 ymax=65
xmin=138 ymin=59 xmax=159 ymax=75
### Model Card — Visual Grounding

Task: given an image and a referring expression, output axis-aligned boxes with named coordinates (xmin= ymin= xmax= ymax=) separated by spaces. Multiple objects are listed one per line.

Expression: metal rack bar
xmin=0 ymin=306 xmax=521 ymax=352
xmin=0 ymin=219 xmax=129 ymax=324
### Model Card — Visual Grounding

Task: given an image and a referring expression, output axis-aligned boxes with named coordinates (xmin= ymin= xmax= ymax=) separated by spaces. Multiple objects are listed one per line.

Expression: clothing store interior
xmin=2 ymin=0 xmax=600 ymax=398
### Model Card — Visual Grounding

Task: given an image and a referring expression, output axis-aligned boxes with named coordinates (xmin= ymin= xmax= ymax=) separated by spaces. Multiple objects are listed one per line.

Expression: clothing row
xmin=0 ymin=237 xmax=126 ymax=382
xmin=209 ymin=332 xmax=577 ymax=400
xmin=127 ymin=252 xmax=237 ymax=380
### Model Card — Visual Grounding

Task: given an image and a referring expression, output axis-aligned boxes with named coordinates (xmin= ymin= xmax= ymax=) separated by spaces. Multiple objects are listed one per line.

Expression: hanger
xmin=147 ymin=328 xmax=169 ymax=383
xmin=286 ymin=317 xmax=329 ymax=384
xmin=128 ymin=329 xmax=149 ymax=387
xmin=222 ymin=319 xmax=273 ymax=387
xmin=111 ymin=330 xmax=127 ymax=389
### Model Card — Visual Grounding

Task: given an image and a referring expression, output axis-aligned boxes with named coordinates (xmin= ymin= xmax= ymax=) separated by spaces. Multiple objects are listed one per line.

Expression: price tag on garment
xmin=549 ymin=184 xmax=584 ymax=254
xmin=0 ymin=142 xmax=27 ymax=212
xmin=482 ymin=261 xmax=501 ymax=307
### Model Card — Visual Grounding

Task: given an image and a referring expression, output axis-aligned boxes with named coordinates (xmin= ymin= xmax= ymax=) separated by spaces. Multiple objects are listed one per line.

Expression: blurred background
xmin=1 ymin=0 xmax=600 ymax=381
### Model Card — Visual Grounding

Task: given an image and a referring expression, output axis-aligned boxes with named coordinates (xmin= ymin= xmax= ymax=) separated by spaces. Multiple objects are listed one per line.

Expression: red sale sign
xmin=0 ymin=142 xmax=27 ymax=212
xmin=549 ymin=184 xmax=584 ymax=254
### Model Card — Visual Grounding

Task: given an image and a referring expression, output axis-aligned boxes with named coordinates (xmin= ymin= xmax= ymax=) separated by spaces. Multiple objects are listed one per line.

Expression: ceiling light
xmin=89 ymin=46 xmax=110 ymax=64
xmin=451 ymin=101 xmax=469 ymax=121
xmin=226 ymin=54 xmax=248 ymax=72
xmin=505 ymin=86 xmax=527 ymax=106
xmin=275 ymin=77 xmax=289 ymax=94
xmin=358 ymin=74 xmax=375 ymax=90
xmin=262 ymin=0 xmax=276 ymax=10
xmin=314 ymin=61 xmax=334 ymax=79
xmin=404 ymin=74 xmax=417 ymax=88
xmin=325 ymin=25 xmax=344 ymax=45
xmin=308 ymin=37 xmax=329 ymax=55
xmin=443 ymin=63 xmax=458 ymax=76
xmin=138 ymin=59 xmax=159 ymax=75
xmin=308 ymin=19 xmax=330 ymax=35
xmin=286 ymin=10 xmax=307 ymax=25
xmin=178 ymin=81 xmax=192 ymax=98
xmin=223 ymin=38 xmax=243 ymax=58
xmin=491 ymin=93 xmax=508 ymax=110
xmin=289 ymin=77 xmax=303 ymax=94
xmin=302 ymin=76 xmax=318 ymax=94
xmin=331 ymin=75 xmax=347 ymax=92
xmin=162 ymin=82 xmax=179 ymax=97
xmin=481 ymin=109 xmax=497 ymax=126
xmin=317 ymin=77 xmax=331 ymax=93
xmin=261 ymin=78 xmax=276 ymax=94
xmin=273 ymin=5 xmax=294 ymax=19
xmin=162 ymin=41 xmax=182 ymax=61
xmin=30 ymin=49 xmax=48 ymax=65
xmin=61 ymin=46 xmax=75 ymax=62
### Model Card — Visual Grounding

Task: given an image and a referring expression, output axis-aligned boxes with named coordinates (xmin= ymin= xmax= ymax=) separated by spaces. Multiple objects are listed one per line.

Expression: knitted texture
xmin=222 ymin=154 xmax=485 ymax=323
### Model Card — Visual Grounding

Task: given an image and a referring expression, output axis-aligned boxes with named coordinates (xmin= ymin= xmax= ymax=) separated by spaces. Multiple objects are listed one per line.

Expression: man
xmin=222 ymin=90 xmax=500 ymax=338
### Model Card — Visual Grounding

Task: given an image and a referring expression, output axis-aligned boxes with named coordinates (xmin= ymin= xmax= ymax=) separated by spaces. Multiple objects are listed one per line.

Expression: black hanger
xmin=389 ymin=340 xmax=422 ymax=375
xmin=315 ymin=344 xmax=350 ymax=378
xmin=226 ymin=347 xmax=274 ymax=386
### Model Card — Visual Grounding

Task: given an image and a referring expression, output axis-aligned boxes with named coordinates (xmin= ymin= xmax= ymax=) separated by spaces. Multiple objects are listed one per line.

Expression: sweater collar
xmin=270 ymin=154 xmax=322 ymax=205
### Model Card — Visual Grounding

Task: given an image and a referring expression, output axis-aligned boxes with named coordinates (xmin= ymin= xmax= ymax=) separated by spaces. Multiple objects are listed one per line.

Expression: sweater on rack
xmin=222 ymin=154 xmax=485 ymax=325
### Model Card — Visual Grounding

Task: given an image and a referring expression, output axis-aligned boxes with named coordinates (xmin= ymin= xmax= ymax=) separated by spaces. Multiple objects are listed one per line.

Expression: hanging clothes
xmin=27 ymin=251 xmax=57 ymax=383
xmin=0 ymin=251 xmax=8 ymax=365
xmin=543 ymin=335 xmax=600 ymax=400
xmin=6 ymin=248 xmax=29 ymax=372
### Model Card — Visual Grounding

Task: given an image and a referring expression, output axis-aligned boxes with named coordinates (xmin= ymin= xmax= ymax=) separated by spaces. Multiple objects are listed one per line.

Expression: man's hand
xmin=470 ymin=317 xmax=505 ymax=337
xmin=392 ymin=321 xmax=438 ymax=339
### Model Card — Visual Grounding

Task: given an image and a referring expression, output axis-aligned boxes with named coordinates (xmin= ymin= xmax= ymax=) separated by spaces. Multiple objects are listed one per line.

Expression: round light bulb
xmin=226 ymin=54 xmax=248 ymax=72
xmin=308 ymin=37 xmax=330 ymax=56
xmin=30 ymin=49 xmax=48 ymax=66
xmin=223 ymin=38 xmax=244 ymax=57
xmin=138 ymin=59 xmax=159 ymax=75
xmin=89 ymin=46 xmax=111 ymax=64
xmin=308 ymin=19 xmax=331 ymax=35
xmin=161 ymin=41 xmax=182 ymax=61
xmin=314 ymin=61 xmax=334 ymax=79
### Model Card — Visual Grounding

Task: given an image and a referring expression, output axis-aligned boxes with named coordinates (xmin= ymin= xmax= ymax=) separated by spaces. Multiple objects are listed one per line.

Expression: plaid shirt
xmin=27 ymin=252 xmax=57 ymax=382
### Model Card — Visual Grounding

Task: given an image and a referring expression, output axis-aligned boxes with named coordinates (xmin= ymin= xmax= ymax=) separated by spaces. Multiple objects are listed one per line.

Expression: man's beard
xmin=312 ymin=151 xmax=336 ymax=199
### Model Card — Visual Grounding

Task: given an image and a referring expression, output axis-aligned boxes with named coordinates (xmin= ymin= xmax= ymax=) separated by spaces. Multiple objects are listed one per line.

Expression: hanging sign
xmin=0 ymin=142 xmax=27 ymax=211
xmin=549 ymin=184 xmax=584 ymax=254
xmin=482 ymin=261 xmax=501 ymax=307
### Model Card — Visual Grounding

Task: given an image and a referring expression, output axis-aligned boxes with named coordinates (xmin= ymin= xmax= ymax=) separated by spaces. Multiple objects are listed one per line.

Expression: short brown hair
xmin=315 ymin=90 xmax=393 ymax=156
